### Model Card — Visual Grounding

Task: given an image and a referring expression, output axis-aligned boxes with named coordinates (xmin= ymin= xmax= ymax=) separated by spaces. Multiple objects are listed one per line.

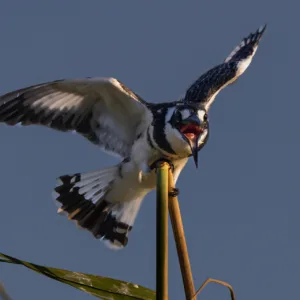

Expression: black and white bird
xmin=0 ymin=25 xmax=266 ymax=249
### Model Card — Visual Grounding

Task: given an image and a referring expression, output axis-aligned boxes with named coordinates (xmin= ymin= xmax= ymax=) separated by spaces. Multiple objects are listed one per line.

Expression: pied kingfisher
xmin=0 ymin=25 xmax=266 ymax=249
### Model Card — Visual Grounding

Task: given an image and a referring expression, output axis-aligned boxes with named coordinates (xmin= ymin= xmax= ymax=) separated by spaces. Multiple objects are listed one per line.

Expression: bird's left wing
xmin=0 ymin=77 xmax=151 ymax=158
xmin=182 ymin=25 xmax=267 ymax=110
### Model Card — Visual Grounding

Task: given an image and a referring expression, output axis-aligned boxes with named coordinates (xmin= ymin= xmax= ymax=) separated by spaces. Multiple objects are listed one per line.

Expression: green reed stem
xmin=156 ymin=161 xmax=169 ymax=300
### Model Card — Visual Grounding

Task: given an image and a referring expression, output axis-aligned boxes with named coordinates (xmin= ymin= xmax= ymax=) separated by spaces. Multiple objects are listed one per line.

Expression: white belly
xmin=106 ymin=163 xmax=156 ymax=204
xmin=106 ymin=133 xmax=189 ymax=204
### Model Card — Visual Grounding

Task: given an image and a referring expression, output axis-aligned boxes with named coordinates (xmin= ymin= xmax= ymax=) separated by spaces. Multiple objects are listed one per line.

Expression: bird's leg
xmin=149 ymin=158 xmax=180 ymax=196
xmin=138 ymin=159 xmax=174 ymax=183
xmin=149 ymin=158 xmax=175 ymax=173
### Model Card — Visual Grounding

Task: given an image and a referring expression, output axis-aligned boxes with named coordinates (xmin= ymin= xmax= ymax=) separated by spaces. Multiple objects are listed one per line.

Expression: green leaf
xmin=0 ymin=253 xmax=155 ymax=300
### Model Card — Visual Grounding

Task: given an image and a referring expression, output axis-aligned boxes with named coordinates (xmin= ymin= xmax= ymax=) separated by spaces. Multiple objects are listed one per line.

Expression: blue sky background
xmin=0 ymin=1 xmax=299 ymax=299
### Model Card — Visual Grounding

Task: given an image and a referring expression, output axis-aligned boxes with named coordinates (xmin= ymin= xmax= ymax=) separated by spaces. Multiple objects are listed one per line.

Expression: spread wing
xmin=182 ymin=24 xmax=267 ymax=110
xmin=0 ymin=77 xmax=151 ymax=158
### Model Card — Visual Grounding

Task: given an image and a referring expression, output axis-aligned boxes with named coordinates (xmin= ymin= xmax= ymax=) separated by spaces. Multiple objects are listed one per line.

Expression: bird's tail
xmin=53 ymin=165 xmax=141 ymax=249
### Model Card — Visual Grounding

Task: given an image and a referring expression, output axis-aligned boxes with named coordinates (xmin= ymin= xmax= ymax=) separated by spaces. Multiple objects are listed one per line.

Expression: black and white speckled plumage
xmin=0 ymin=25 xmax=266 ymax=249
xmin=183 ymin=25 xmax=266 ymax=110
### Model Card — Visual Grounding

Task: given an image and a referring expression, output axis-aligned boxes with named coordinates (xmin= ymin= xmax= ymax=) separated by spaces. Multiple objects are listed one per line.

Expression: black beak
xmin=182 ymin=114 xmax=201 ymax=169
xmin=188 ymin=137 xmax=200 ymax=168
xmin=182 ymin=114 xmax=201 ymax=126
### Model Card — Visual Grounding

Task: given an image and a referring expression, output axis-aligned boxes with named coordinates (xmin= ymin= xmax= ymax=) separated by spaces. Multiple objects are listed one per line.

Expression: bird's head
xmin=167 ymin=104 xmax=209 ymax=167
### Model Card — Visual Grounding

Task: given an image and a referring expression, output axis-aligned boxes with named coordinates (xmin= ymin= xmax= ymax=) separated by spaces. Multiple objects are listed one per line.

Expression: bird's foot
xmin=150 ymin=158 xmax=175 ymax=172
xmin=169 ymin=188 xmax=180 ymax=197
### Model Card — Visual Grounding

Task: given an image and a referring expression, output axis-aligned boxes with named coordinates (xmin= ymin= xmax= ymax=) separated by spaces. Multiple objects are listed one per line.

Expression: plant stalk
xmin=156 ymin=162 xmax=169 ymax=300
xmin=194 ymin=278 xmax=236 ymax=300
xmin=0 ymin=281 xmax=12 ymax=300
xmin=168 ymin=169 xmax=196 ymax=300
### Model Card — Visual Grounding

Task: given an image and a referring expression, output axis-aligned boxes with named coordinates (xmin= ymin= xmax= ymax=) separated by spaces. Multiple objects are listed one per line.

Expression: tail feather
xmin=53 ymin=165 xmax=141 ymax=249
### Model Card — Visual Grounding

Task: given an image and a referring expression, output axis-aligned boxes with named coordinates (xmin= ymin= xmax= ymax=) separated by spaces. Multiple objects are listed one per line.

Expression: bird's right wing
xmin=182 ymin=25 xmax=267 ymax=111
xmin=0 ymin=77 xmax=151 ymax=158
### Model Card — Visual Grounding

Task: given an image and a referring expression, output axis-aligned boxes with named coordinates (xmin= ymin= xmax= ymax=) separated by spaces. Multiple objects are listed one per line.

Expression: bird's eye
xmin=203 ymin=113 xmax=208 ymax=121
xmin=175 ymin=110 xmax=182 ymax=121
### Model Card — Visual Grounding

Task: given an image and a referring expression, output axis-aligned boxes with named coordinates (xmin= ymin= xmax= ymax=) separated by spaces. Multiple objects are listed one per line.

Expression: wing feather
xmin=0 ymin=78 xmax=150 ymax=157
xmin=183 ymin=25 xmax=266 ymax=110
